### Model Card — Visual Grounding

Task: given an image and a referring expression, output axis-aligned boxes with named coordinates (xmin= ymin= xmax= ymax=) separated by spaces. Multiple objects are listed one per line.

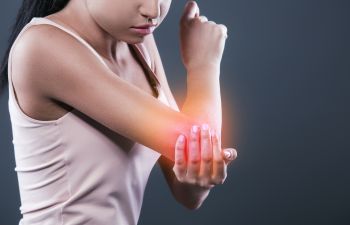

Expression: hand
xmin=179 ymin=0 xmax=228 ymax=73
xmin=172 ymin=124 xmax=237 ymax=189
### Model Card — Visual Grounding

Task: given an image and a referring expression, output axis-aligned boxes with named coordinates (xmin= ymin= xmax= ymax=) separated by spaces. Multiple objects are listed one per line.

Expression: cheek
xmin=88 ymin=0 xmax=132 ymax=31
xmin=159 ymin=1 xmax=172 ymax=24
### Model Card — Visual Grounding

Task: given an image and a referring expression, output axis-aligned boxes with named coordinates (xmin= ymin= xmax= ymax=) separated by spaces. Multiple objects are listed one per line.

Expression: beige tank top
xmin=8 ymin=17 xmax=170 ymax=225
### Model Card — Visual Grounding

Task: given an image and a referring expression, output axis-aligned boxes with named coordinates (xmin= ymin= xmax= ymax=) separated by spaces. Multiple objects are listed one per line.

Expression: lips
xmin=131 ymin=24 xmax=157 ymax=29
xmin=130 ymin=24 xmax=157 ymax=35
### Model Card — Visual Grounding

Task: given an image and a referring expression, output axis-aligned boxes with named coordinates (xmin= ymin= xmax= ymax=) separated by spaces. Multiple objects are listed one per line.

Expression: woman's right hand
xmin=179 ymin=1 xmax=228 ymax=73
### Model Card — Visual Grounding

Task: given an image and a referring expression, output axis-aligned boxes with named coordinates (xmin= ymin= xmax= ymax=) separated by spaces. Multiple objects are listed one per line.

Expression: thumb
xmin=180 ymin=1 xmax=200 ymax=23
xmin=222 ymin=148 xmax=237 ymax=165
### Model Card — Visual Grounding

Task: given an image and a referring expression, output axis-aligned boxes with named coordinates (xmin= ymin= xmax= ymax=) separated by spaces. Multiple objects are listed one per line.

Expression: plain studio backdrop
xmin=1 ymin=0 xmax=349 ymax=224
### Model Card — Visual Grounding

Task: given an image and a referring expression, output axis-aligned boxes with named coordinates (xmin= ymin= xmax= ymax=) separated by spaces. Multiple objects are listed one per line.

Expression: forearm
xmin=173 ymin=67 xmax=221 ymax=208
xmin=181 ymin=66 xmax=222 ymax=136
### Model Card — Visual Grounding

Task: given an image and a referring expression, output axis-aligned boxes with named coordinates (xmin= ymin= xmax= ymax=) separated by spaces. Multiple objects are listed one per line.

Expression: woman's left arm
xmin=144 ymin=33 xmax=236 ymax=209
xmin=154 ymin=64 xmax=237 ymax=209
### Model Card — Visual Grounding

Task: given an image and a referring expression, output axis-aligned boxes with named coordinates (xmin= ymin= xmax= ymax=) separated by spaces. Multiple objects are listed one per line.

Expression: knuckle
xmin=199 ymin=16 xmax=208 ymax=22
xmin=201 ymin=131 xmax=210 ymax=139
xmin=190 ymin=134 xmax=198 ymax=142
xmin=210 ymin=178 xmax=219 ymax=185
xmin=190 ymin=137 xmax=197 ymax=143
xmin=189 ymin=157 xmax=200 ymax=165
xmin=197 ymin=173 xmax=206 ymax=180
xmin=198 ymin=180 xmax=210 ymax=188
xmin=187 ymin=177 xmax=197 ymax=185
xmin=176 ymin=176 xmax=185 ymax=183
xmin=175 ymin=159 xmax=186 ymax=166
xmin=217 ymin=24 xmax=227 ymax=31
xmin=214 ymin=158 xmax=224 ymax=166
xmin=220 ymin=29 xmax=227 ymax=36
xmin=220 ymin=31 xmax=227 ymax=38
xmin=206 ymin=21 xmax=216 ymax=26
xmin=173 ymin=167 xmax=184 ymax=175
xmin=207 ymin=184 xmax=216 ymax=189
xmin=201 ymin=155 xmax=212 ymax=164
xmin=212 ymin=177 xmax=224 ymax=185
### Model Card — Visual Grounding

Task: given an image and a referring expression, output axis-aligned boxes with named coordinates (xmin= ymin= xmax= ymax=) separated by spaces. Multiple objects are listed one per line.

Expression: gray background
xmin=1 ymin=0 xmax=349 ymax=224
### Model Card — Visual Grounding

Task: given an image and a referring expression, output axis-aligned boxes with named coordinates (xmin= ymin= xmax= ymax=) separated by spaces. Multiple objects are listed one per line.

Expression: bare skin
xmin=10 ymin=0 xmax=237 ymax=209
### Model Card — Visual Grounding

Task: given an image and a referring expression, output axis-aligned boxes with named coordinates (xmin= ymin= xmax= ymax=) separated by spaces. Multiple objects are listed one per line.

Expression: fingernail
xmin=178 ymin=134 xmax=185 ymax=143
xmin=224 ymin=150 xmax=232 ymax=159
xmin=192 ymin=125 xmax=198 ymax=133
xmin=201 ymin=123 xmax=209 ymax=131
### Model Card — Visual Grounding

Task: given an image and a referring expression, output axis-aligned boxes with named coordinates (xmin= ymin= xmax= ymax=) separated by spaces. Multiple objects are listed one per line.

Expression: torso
xmin=14 ymin=13 xmax=156 ymax=122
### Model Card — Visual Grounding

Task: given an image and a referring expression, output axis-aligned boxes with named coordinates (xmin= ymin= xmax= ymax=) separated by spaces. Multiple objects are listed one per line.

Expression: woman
xmin=0 ymin=0 xmax=237 ymax=224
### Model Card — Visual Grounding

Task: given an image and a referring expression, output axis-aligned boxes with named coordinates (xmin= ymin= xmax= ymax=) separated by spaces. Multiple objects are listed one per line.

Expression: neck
xmin=52 ymin=0 xmax=126 ymax=64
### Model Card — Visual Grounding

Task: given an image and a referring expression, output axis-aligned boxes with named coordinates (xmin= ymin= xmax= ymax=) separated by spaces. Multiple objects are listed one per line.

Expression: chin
xmin=124 ymin=36 xmax=146 ymax=44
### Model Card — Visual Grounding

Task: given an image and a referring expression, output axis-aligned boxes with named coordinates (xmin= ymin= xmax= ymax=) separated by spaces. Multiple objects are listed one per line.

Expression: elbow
xmin=183 ymin=202 xmax=203 ymax=211
xmin=179 ymin=199 xmax=204 ymax=211
xmin=172 ymin=186 xmax=210 ymax=211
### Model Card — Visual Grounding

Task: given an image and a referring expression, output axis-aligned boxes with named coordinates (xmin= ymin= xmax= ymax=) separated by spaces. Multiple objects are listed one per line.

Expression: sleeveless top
xmin=7 ymin=17 xmax=171 ymax=225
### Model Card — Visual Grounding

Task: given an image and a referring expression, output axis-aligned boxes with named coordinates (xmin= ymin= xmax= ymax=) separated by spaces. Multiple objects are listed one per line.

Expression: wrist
xmin=186 ymin=73 xmax=220 ymax=101
xmin=186 ymin=63 xmax=220 ymax=77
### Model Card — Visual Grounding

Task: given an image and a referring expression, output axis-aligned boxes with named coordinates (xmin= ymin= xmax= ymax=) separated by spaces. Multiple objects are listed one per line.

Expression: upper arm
xmin=11 ymin=25 xmax=199 ymax=161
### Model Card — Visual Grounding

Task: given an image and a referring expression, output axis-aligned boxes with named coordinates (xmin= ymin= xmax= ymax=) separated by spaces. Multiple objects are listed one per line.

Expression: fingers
xmin=186 ymin=125 xmax=201 ymax=183
xmin=197 ymin=15 xmax=208 ymax=22
xmin=181 ymin=1 xmax=199 ymax=24
xmin=211 ymin=129 xmax=226 ymax=185
xmin=172 ymin=134 xmax=187 ymax=182
xmin=194 ymin=16 xmax=228 ymax=40
xmin=173 ymin=125 xmax=236 ymax=187
xmin=198 ymin=124 xmax=213 ymax=185
xmin=217 ymin=24 xmax=228 ymax=39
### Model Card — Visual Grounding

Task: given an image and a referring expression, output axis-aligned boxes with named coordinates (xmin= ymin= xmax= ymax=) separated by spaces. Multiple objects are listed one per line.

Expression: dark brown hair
xmin=0 ymin=0 xmax=69 ymax=95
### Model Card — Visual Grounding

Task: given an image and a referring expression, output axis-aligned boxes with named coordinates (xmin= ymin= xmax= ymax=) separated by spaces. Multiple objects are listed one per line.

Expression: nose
xmin=140 ymin=0 xmax=160 ymax=20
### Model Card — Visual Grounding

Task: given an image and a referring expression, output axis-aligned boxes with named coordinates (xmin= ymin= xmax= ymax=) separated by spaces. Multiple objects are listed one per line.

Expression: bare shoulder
xmin=12 ymin=23 xmax=78 ymax=71
xmin=10 ymin=23 xmax=117 ymax=120
xmin=11 ymin=24 xmax=63 ymax=85
xmin=11 ymin=23 xmax=109 ymax=98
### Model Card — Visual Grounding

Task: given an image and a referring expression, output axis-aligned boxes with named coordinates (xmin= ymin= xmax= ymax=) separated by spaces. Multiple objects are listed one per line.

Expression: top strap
xmin=30 ymin=17 xmax=109 ymax=69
